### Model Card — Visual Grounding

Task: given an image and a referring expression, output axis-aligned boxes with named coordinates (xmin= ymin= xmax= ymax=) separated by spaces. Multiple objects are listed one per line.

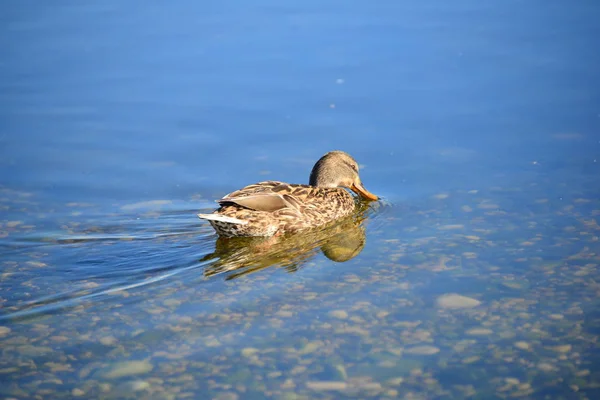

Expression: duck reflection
xmin=201 ymin=202 xmax=370 ymax=280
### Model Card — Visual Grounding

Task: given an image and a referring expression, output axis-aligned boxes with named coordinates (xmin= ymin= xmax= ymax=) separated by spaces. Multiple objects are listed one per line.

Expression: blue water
xmin=1 ymin=1 xmax=600 ymax=398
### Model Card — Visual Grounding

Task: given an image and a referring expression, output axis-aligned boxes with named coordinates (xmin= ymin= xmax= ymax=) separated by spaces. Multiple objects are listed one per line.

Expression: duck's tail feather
xmin=197 ymin=213 xmax=248 ymax=225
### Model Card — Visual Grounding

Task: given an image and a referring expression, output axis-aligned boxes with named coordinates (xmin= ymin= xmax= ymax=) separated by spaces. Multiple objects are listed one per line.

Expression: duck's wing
xmin=218 ymin=181 xmax=304 ymax=213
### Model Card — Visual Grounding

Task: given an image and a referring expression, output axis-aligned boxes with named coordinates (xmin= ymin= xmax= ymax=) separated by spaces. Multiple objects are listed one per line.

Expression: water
xmin=1 ymin=1 xmax=600 ymax=398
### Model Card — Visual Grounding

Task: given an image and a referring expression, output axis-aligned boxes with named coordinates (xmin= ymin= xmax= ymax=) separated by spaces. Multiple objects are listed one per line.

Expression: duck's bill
xmin=351 ymin=182 xmax=378 ymax=201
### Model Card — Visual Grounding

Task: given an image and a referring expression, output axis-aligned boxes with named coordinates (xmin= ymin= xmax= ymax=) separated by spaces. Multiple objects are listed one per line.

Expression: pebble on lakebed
xmin=329 ymin=310 xmax=349 ymax=319
xmin=405 ymin=345 xmax=441 ymax=355
xmin=99 ymin=360 xmax=153 ymax=379
xmin=436 ymin=294 xmax=481 ymax=309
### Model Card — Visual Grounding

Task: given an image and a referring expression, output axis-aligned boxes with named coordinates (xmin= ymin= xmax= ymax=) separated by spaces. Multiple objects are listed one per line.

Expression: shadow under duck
xmin=197 ymin=150 xmax=378 ymax=237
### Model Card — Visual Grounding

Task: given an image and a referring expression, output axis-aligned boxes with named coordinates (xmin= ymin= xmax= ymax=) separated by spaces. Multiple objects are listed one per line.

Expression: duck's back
xmin=206 ymin=181 xmax=356 ymax=236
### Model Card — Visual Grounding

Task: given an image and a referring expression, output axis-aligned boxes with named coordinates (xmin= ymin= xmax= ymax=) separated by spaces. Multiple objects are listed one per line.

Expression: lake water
xmin=1 ymin=1 xmax=600 ymax=399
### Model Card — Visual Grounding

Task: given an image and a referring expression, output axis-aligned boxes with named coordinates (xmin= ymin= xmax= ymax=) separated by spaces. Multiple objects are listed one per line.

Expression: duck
xmin=201 ymin=211 xmax=368 ymax=280
xmin=197 ymin=150 xmax=378 ymax=237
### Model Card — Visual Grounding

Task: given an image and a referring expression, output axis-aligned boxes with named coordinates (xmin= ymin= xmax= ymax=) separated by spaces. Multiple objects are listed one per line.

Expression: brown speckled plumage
xmin=197 ymin=151 xmax=378 ymax=237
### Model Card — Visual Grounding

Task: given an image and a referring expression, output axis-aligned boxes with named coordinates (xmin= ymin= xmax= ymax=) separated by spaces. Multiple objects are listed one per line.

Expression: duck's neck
xmin=309 ymin=173 xmax=337 ymax=188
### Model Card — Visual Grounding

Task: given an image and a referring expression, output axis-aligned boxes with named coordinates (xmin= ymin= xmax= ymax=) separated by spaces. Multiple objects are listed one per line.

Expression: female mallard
xmin=197 ymin=150 xmax=378 ymax=237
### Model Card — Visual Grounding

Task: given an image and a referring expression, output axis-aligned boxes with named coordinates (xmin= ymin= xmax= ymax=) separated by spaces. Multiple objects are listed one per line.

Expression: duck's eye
xmin=344 ymin=161 xmax=359 ymax=173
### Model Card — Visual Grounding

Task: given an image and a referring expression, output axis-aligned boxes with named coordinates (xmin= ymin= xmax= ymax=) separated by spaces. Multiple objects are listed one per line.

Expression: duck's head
xmin=309 ymin=151 xmax=378 ymax=201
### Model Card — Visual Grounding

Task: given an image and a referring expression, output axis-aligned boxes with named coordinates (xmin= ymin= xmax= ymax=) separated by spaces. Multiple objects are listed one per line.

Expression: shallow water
xmin=1 ymin=1 xmax=600 ymax=399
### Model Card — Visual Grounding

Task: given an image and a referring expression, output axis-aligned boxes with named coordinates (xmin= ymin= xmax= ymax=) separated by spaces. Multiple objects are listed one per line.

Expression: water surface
xmin=1 ymin=1 xmax=600 ymax=399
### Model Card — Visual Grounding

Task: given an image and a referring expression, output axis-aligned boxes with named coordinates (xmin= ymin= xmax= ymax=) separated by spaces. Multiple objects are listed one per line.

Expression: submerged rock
xmin=118 ymin=380 xmax=150 ymax=392
xmin=241 ymin=347 xmax=259 ymax=358
xmin=514 ymin=341 xmax=531 ymax=350
xmin=306 ymin=381 xmax=347 ymax=391
xmin=101 ymin=360 xmax=153 ymax=379
xmin=329 ymin=310 xmax=349 ymax=319
xmin=436 ymin=294 xmax=481 ymax=309
xmin=465 ymin=328 xmax=493 ymax=336
xmin=405 ymin=345 xmax=440 ymax=355
xmin=548 ymin=344 xmax=572 ymax=353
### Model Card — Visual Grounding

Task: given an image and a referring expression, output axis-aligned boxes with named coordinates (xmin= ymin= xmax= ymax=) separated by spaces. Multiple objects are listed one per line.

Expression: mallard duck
xmin=202 ymin=212 xmax=367 ymax=280
xmin=197 ymin=150 xmax=378 ymax=237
